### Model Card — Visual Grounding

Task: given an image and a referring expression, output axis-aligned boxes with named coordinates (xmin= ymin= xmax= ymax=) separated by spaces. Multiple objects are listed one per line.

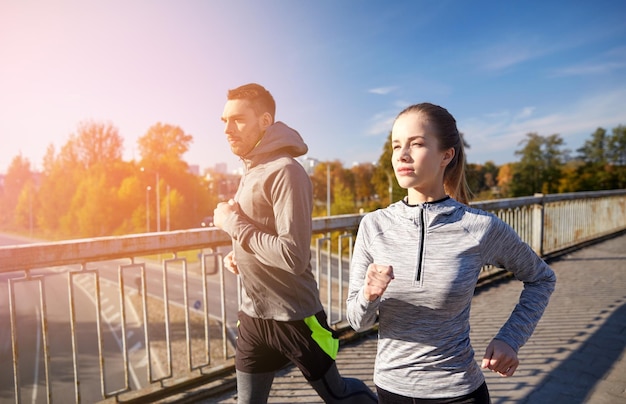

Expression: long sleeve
xmin=222 ymin=160 xmax=313 ymax=275
xmin=482 ymin=219 xmax=557 ymax=351
xmin=346 ymin=214 xmax=381 ymax=332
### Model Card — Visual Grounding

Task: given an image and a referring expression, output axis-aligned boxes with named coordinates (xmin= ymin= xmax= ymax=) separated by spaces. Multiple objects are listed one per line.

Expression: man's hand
xmin=481 ymin=339 xmax=519 ymax=377
xmin=214 ymin=199 xmax=238 ymax=229
xmin=363 ymin=263 xmax=394 ymax=302
xmin=223 ymin=251 xmax=239 ymax=275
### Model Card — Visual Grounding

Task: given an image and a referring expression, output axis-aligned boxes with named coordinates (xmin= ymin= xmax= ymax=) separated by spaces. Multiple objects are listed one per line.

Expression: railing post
xmin=532 ymin=193 xmax=545 ymax=256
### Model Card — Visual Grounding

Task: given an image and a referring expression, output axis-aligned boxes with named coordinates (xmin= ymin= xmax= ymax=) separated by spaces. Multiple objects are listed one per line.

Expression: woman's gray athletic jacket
xmin=346 ymin=197 xmax=556 ymax=399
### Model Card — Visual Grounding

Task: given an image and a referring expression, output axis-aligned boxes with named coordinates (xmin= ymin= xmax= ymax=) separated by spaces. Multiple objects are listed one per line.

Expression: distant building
xmin=214 ymin=162 xmax=228 ymax=174
xmin=299 ymin=156 xmax=319 ymax=175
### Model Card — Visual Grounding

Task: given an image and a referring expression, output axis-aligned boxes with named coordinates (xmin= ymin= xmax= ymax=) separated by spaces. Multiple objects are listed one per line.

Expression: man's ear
xmin=260 ymin=112 xmax=273 ymax=130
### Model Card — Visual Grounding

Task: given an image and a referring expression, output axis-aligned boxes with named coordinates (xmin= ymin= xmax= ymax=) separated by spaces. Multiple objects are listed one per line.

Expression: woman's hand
xmin=363 ymin=263 xmax=394 ymax=302
xmin=481 ymin=339 xmax=519 ymax=377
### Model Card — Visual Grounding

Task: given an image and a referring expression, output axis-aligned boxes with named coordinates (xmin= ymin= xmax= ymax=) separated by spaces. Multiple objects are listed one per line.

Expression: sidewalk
xmin=205 ymin=232 xmax=626 ymax=403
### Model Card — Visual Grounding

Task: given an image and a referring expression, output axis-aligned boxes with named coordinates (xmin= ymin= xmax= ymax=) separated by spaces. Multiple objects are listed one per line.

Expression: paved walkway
xmin=203 ymin=232 xmax=626 ymax=403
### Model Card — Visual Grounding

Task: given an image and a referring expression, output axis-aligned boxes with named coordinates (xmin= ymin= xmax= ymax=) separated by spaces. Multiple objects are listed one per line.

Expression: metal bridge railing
xmin=0 ymin=189 xmax=624 ymax=403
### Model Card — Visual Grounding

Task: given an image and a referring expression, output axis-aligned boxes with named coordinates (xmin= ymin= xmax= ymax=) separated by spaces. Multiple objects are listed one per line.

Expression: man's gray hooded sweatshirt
xmin=347 ymin=198 xmax=556 ymax=399
xmin=220 ymin=121 xmax=323 ymax=321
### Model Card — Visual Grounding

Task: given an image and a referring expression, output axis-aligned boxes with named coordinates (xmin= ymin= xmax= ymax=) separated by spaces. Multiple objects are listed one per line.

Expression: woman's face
xmin=391 ymin=111 xmax=453 ymax=194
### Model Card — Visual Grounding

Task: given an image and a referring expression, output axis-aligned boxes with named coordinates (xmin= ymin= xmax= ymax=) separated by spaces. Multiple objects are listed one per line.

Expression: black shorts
xmin=376 ymin=382 xmax=491 ymax=404
xmin=235 ymin=310 xmax=339 ymax=381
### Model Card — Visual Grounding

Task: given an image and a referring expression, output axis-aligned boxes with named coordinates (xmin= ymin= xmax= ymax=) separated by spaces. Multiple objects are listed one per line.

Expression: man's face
xmin=221 ymin=99 xmax=269 ymax=157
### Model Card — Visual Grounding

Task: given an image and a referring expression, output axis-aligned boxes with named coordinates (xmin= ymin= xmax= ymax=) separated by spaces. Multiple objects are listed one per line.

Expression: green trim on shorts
xmin=303 ymin=314 xmax=339 ymax=360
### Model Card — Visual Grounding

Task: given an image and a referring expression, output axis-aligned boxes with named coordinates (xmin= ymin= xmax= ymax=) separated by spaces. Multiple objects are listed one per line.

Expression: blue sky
xmin=1 ymin=1 xmax=625 ymax=174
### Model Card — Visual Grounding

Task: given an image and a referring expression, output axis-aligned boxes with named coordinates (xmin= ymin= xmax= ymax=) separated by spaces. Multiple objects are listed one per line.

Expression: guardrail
xmin=0 ymin=189 xmax=624 ymax=403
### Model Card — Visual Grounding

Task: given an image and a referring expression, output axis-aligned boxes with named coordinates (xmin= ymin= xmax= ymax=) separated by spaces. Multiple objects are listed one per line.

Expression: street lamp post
xmin=141 ymin=167 xmax=162 ymax=232
xmin=146 ymin=186 xmax=151 ymax=232
xmin=29 ymin=186 xmax=33 ymax=237
xmin=385 ymin=171 xmax=394 ymax=205
xmin=155 ymin=172 xmax=160 ymax=232
xmin=166 ymin=184 xmax=170 ymax=231
xmin=388 ymin=172 xmax=393 ymax=205
xmin=326 ymin=164 xmax=331 ymax=216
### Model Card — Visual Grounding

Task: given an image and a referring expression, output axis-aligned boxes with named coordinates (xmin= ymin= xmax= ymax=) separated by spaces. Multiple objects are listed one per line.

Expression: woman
xmin=346 ymin=103 xmax=556 ymax=403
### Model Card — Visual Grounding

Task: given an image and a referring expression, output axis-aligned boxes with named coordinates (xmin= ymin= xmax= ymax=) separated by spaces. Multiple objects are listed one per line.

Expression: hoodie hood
xmin=244 ymin=121 xmax=308 ymax=163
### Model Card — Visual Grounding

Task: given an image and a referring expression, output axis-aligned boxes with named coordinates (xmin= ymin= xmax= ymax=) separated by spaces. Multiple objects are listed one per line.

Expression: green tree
xmin=138 ymin=123 xmax=193 ymax=165
xmin=73 ymin=120 xmax=124 ymax=169
xmin=137 ymin=123 xmax=208 ymax=230
xmin=608 ymin=125 xmax=626 ymax=164
xmin=0 ymin=155 xmax=32 ymax=230
xmin=114 ymin=175 xmax=147 ymax=234
xmin=37 ymin=144 xmax=82 ymax=237
xmin=331 ymin=181 xmax=356 ymax=215
xmin=577 ymin=127 xmax=608 ymax=164
xmin=496 ymin=163 xmax=514 ymax=197
xmin=311 ymin=161 xmax=348 ymax=216
xmin=163 ymin=187 xmax=187 ymax=230
xmin=37 ymin=121 xmax=127 ymax=238
xmin=574 ymin=128 xmax=609 ymax=190
xmin=510 ymin=133 xmax=566 ymax=196
xmin=63 ymin=170 xmax=117 ymax=237
xmin=607 ymin=125 xmax=626 ymax=188
xmin=350 ymin=162 xmax=377 ymax=211
xmin=572 ymin=126 xmax=626 ymax=191
xmin=542 ymin=134 xmax=568 ymax=194
xmin=466 ymin=161 xmax=500 ymax=201
xmin=14 ymin=181 xmax=37 ymax=234
xmin=512 ymin=133 xmax=543 ymax=196
xmin=558 ymin=160 xmax=584 ymax=193
xmin=482 ymin=161 xmax=499 ymax=190
xmin=372 ymin=132 xmax=402 ymax=208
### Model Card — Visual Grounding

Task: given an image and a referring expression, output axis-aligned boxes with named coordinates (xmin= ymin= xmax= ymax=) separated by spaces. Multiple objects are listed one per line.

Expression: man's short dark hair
xmin=227 ymin=83 xmax=276 ymax=120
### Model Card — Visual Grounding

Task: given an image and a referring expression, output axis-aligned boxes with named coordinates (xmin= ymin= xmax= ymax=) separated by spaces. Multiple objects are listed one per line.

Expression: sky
xmin=1 ymin=1 xmax=626 ymax=174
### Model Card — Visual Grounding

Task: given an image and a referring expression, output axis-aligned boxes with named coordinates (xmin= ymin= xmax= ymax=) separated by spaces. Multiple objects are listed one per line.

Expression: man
xmin=213 ymin=83 xmax=377 ymax=403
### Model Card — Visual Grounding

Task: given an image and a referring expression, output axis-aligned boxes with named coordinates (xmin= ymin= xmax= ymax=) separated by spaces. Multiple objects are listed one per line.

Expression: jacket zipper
xmin=415 ymin=207 xmax=425 ymax=284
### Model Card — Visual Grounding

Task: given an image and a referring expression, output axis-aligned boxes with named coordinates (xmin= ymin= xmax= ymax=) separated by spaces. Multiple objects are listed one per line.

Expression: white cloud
xmin=551 ymin=61 xmax=626 ymax=77
xmin=472 ymin=34 xmax=552 ymax=72
xmin=550 ymin=45 xmax=626 ymax=77
xmin=482 ymin=47 xmax=536 ymax=71
xmin=365 ymin=111 xmax=395 ymax=137
xmin=472 ymin=32 xmax=600 ymax=73
xmin=515 ymin=107 xmax=535 ymax=120
xmin=368 ymin=86 xmax=397 ymax=95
